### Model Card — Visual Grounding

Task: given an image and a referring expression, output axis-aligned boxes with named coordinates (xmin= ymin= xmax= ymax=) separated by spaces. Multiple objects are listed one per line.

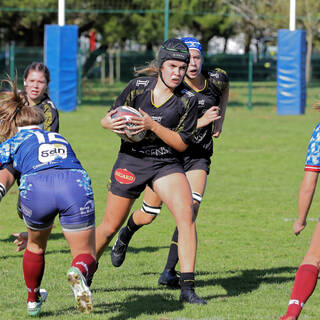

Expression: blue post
xmin=277 ymin=29 xmax=307 ymax=115
xmin=44 ymin=25 xmax=78 ymax=112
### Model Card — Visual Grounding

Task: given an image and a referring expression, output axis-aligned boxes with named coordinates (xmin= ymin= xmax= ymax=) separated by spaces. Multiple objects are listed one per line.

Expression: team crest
xmin=136 ymin=80 xmax=149 ymax=87
xmin=181 ymin=89 xmax=194 ymax=97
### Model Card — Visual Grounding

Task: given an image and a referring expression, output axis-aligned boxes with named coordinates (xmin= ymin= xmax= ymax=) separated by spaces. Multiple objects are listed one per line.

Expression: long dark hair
xmin=0 ymin=79 xmax=45 ymax=141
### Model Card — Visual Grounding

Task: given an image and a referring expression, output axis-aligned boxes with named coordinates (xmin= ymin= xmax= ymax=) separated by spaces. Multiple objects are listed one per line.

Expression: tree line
xmin=0 ymin=0 xmax=319 ymax=80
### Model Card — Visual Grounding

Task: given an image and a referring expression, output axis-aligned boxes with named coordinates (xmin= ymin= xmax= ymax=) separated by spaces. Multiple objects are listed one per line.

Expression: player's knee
xmin=141 ymin=201 xmax=161 ymax=224
xmin=302 ymin=252 xmax=320 ymax=268
xmin=141 ymin=214 xmax=156 ymax=225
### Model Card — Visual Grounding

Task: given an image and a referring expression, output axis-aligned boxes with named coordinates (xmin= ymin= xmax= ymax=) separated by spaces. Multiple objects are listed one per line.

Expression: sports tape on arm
xmin=0 ymin=182 xmax=6 ymax=202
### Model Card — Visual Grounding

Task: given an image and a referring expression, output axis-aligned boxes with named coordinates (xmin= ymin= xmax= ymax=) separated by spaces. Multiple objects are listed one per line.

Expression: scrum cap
xmin=158 ymin=38 xmax=190 ymax=69
xmin=181 ymin=37 xmax=203 ymax=55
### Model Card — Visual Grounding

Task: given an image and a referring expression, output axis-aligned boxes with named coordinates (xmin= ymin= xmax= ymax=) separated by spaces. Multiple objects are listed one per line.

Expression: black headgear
xmin=158 ymin=38 xmax=190 ymax=69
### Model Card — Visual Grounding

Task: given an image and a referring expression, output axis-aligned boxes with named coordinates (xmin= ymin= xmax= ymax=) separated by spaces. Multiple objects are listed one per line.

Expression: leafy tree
xmin=0 ymin=0 xmax=57 ymax=46
xmin=170 ymin=0 xmax=236 ymax=53
xmin=296 ymin=0 xmax=320 ymax=82
xmin=221 ymin=0 xmax=287 ymax=57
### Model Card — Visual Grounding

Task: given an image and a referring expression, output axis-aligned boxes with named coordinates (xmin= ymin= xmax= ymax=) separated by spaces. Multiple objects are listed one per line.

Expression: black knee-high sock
xmin=120 ymin=213 xmax=142 ymax=244
xmin=164 ymin=227 xmax=179 ymax=270
xmin=180 ymin=272 xmax=195 ymax=291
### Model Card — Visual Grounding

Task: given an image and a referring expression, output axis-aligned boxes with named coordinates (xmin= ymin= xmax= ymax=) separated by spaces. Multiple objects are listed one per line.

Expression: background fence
xmin=2 ymin=44 xmax=320 ymax=104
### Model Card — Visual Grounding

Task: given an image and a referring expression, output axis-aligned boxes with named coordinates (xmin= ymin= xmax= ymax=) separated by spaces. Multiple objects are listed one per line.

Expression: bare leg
xmin=154 ymin=172 xmax=196 ymax=273
xmin=281 ymin=222 xmax=320 ymax=320
xmin=95 ymin=191 xmax=135 ymax=260
xmin=64 ymin=228 xmax=96 ymax=258
xmin=132 ymin=186 xmax=162 ymax=225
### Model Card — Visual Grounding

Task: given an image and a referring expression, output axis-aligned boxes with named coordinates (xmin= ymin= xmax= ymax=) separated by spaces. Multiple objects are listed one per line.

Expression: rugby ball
xmin=111 ymin=106 xmax=146 ymax=143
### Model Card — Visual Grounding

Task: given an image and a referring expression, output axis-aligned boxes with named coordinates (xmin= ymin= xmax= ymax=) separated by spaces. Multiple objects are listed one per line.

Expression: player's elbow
xmin=176 ymin=142 xmax=188 ymax=152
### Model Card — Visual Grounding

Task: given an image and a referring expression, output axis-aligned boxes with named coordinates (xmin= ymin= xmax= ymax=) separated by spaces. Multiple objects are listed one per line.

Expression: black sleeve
xmin=177 ymin=95 xmax=198 ymax=145
xmin=49 ymin=105 xmax=59 ymax=133
xmin=110 ymin=79 xmax=136 ymax=111
xmin=208 ymin=68 xmax=229 ymax=93
xmin=41 ymin=98 xmax=60 ymax=133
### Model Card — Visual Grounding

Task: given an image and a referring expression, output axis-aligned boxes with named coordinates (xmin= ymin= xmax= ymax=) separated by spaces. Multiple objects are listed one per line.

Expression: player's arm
xmin=101 ymin=80 xmax=136 ymax=134
xmin=136 ymin=109 xmax=188 ymax=152
xmin=213 ymin=84 xmax=229 ymax=137
xmin=0 ymin=139 xmax=16 ymax=202
xmin=196 ymin=106 xmax=221 ymax=129
xmin=0 ymin=168 xmax=16 ymax=202
xmin=293 ymin=171 xmax=319 ymax=235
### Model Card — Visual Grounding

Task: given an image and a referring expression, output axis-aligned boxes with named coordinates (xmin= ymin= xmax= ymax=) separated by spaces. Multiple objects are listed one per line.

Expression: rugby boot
xmin=111 ymin=227 xmax=129 ymax=267
xmin=27 ymin=289 xmax=47 ymax=316
xmin=179 ymin=288 xmax=207 ymax=305
xmin=67 ymin=267 xmax=93 ymax=314
xmin=158 ymin=269 xmax=180 ymax=288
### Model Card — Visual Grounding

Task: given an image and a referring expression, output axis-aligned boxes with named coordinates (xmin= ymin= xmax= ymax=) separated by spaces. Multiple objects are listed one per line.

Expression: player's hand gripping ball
xmin=112 ymin=106 xmax=146 ymax=143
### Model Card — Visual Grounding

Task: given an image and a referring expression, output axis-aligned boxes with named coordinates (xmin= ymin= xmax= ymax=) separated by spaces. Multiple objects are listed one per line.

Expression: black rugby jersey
xmin=35 ymin=93 xmax=59 ymax=133
xmin=110 ymin=76 xmax=198 ymax=159
xmin=183 ymin=68 xmax=229 ymax=158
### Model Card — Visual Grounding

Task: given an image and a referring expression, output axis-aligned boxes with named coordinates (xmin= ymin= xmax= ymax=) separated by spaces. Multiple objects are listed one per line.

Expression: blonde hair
xmin=134 ymin=60 xmax=158 ymax=77
xmin=312 ymin=98 xmax=320 ymax=112
xmin=0 ymin=80 xmax=45 ymax=141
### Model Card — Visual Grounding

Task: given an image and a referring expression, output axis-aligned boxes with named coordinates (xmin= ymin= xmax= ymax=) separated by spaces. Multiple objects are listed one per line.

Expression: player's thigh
xmin=143 ymin=185 xmax=162 ymax=207
xmin=186 ymin=169 xmax=207 ymax=196
xmin=64 ymin=227 xmax=96 ymax=258
xmin=102 ymin=191 xmax=135 ymax=230
xmin=153 ymin=172 xmax=193 ymax=222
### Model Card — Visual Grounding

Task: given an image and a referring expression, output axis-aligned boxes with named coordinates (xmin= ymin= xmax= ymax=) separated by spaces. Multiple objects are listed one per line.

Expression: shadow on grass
xmin=93 ymin=293 xmax=182 ymax=319
xmin=106 ymin=245 xmax=169 ymax=255
xmin=0 ymin=232 xmax=65 ymax=244
xmin=196 ymin=266 xmax=296 ymax=299
xmin=143 ymin=266 xmax=296 ymax=301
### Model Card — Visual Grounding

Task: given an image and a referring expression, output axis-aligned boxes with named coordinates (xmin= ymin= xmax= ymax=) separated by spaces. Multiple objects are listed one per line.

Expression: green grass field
xmin=1 ymin=81 xmax=320 ymax=319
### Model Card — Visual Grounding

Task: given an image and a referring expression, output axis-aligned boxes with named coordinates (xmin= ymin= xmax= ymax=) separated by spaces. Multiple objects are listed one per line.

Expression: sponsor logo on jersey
xmin=208 ymin=71 xmax=219 ymax=79
xmin=193 ymin=131 xmax=206 ymax=143
xmin=38 ymin=143 xmax=67 ymax=163
xmin=114 ymin=168 xmax=136 ymax=184
xmin=151 ymin=116 xmax=162 ymax=123
xmin=181 ymin=89 xmax=195 ymax=97
xmin=136 ymin=80 xmax=149 ymax=87
xmin=80 ymin=200 xmax=95 ymax=216
xmin=144 ymin=147 xmax=170 ymax=156
xmin=198 ymin=99 xmax=205 ymax=105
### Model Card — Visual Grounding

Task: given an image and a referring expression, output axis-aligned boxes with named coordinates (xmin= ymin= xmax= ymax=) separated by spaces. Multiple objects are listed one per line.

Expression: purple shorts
xmin=19 ymin=169 xmax=95 ymax=231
